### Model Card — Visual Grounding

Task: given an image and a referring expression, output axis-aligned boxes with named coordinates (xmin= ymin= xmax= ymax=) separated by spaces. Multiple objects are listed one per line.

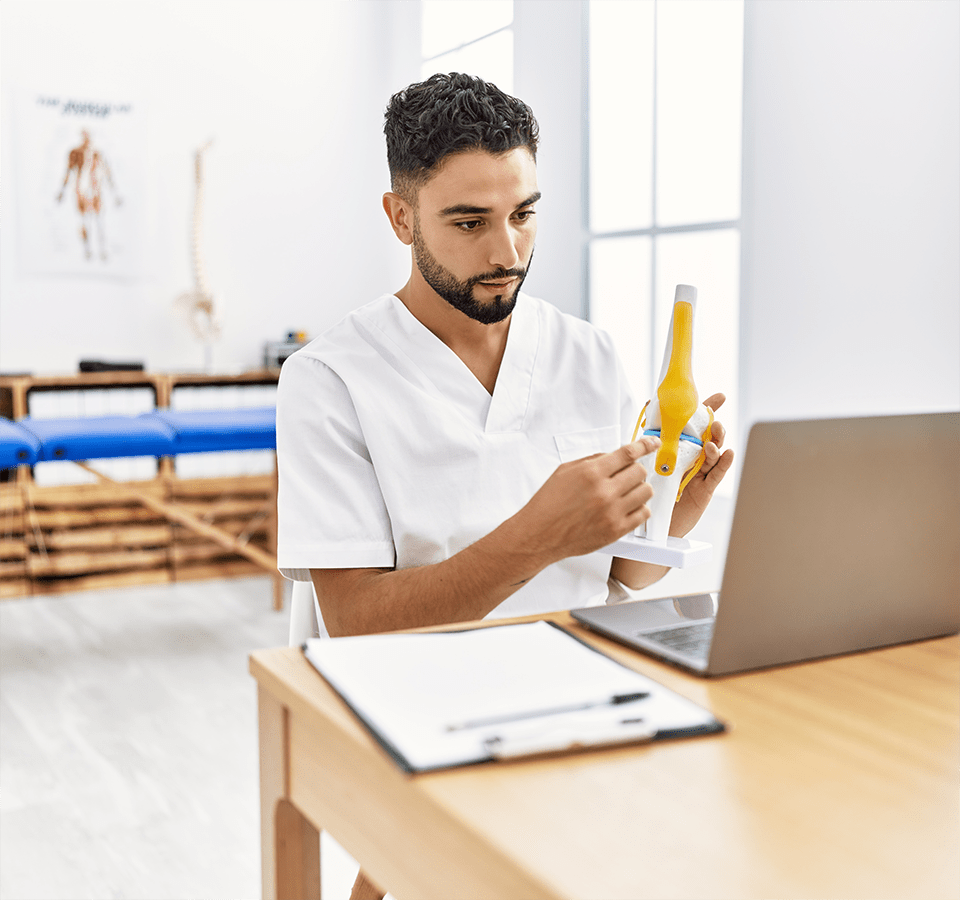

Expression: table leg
xmin=348 ymin=870 xmax=384 ymax=900
xmin=258 ymin=686 xmax=320 ymax=900
xmin=272 ymin=573 xmax=285 ymax=612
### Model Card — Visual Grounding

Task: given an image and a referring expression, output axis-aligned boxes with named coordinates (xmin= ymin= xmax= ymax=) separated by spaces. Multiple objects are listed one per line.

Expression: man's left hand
xmin=669 ymin=392 xmax=735 ymax=538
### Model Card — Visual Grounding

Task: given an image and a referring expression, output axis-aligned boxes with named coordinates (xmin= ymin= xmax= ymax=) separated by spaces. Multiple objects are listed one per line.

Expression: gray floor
xmin=0 ymin=576 xmax=356 ymax=900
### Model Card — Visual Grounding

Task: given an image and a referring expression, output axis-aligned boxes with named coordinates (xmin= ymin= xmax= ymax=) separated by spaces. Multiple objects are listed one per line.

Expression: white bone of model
xmin=634 ymin=284 xmax=714 ymax=542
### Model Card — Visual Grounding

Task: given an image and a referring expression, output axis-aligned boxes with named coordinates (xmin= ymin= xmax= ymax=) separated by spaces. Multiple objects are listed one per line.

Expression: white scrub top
xmin=276 ymin=292 xmax=637 ymax=634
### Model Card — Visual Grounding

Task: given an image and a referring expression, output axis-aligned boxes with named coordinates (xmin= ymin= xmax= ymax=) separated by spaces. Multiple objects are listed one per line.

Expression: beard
xmin=412 ymin=219 xmax=532 ymax=325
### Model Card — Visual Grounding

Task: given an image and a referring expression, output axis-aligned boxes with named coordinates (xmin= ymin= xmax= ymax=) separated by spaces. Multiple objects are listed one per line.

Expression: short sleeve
xmin=276 ymin=351 xmax=396 ymax=579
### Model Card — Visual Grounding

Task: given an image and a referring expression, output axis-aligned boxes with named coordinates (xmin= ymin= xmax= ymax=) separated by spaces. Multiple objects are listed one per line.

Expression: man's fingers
xmin=702 ymin=441 xmax=720 ymax=468
xmin=601 ymin=436 xmax=660 ymax=476
xmin=709 ymin=419 xmax=726 ymax=448
xmin=701 ymin=448 xmax=735 ymax=487
xmin=621 ymin=478 xmax=655 ymax=513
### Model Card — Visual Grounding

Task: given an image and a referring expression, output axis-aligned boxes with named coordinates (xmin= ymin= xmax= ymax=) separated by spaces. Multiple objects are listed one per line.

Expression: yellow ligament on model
xmin=655 ymin=300 xmax=698 ymax=477
xmin=675 ymin=407 xmax=714 ymax=500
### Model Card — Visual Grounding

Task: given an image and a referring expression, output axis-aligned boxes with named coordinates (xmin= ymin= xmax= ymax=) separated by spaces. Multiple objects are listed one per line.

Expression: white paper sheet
xmin=303 ymin=621 xmax=723 ymax=771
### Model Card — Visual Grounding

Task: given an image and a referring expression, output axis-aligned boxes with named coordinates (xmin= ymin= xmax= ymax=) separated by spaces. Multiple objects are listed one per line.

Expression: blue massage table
xmin=11 ymin=407 xmax=277 ymax=460
xmin=1 ymin=408 xmax=282 ymax=608
xmin=0 ymin=417 xmax=42 ymax=469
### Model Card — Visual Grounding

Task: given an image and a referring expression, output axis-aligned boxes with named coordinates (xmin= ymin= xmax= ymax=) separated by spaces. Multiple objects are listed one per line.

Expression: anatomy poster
xmin=15 ymin=93 xmax=146 ymax=279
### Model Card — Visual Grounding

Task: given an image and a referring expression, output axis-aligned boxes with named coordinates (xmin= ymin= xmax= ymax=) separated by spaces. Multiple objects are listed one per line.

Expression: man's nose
xmin=486 ymin=221 xmax=521 ymax=271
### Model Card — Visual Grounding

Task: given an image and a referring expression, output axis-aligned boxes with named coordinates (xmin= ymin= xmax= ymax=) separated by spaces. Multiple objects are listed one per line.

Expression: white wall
xmin=0 ymin=0 xmax=419 ymax=376
xmin=740 ymin=0 xmax=960 ymax=428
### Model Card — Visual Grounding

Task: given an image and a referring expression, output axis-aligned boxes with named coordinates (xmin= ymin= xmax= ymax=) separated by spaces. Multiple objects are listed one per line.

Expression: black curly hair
xmin=384 ymin=72 xmax=540 ymax=201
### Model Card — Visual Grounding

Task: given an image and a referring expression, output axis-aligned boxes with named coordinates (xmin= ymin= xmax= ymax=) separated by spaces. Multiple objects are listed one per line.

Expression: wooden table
xmin=249 ymin=614 xmax=960 ymax=900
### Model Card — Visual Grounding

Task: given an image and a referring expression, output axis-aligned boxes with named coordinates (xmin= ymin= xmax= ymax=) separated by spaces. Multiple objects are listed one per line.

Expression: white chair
xmin=288 ymin=578 xmax=323 ymax=645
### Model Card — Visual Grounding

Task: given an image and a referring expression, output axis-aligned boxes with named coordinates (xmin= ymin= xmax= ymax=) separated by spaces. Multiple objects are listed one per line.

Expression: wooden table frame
xmin=250 ymin=614 xmax=960 ymax=900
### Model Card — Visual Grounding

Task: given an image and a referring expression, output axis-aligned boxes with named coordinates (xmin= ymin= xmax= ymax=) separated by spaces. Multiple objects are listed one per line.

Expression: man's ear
xmin=382 ymin=192 xmax=414 ymax=246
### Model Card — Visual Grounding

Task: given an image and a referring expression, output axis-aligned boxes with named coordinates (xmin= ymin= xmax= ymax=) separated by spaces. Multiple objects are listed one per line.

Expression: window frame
xmin=582 ymin=0 xmax=743 ymax=395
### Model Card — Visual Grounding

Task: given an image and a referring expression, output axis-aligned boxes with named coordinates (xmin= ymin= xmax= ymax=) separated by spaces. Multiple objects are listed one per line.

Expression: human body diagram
xmin=56 ymin=129 xmax=122 ymax=261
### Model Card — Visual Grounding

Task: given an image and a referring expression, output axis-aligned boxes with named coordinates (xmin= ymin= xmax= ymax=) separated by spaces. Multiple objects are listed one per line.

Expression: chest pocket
xmin=554 ymin=425 xmax=620 ymax=463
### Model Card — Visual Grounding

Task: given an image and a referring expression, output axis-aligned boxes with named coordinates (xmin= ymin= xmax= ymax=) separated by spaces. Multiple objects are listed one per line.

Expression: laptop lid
xmin=573 ymin=412 xmax=960 ymax=676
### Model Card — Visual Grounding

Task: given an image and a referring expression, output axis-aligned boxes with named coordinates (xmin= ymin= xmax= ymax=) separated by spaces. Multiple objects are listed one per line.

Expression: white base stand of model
xmin=598 ymin=534 xmax=712 ymax=568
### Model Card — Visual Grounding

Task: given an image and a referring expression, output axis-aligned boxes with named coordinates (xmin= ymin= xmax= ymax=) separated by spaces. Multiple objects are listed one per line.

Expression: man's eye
xmin=456 ymin=220 xmax=482 ymax=231
xmin=516 ymin=210 xmax=536 ymax=221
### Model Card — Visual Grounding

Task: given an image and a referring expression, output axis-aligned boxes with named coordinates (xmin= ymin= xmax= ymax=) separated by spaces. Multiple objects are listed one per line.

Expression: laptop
xmin=571 ymin=412 xmax=960 ymax=676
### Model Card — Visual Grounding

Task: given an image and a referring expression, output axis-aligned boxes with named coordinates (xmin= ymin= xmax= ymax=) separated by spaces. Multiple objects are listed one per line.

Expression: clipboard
xmin=302 ymin=621 xmax=725 ymax=773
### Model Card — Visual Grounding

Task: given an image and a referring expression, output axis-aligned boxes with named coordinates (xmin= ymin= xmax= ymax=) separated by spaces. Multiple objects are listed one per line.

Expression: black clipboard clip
xmin=482 ymin=717 xmax=658 ymax=760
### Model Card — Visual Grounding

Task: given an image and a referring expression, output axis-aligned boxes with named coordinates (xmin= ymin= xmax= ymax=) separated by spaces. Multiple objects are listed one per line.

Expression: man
xmin=276 ymin=72 xmax=733 ymax=641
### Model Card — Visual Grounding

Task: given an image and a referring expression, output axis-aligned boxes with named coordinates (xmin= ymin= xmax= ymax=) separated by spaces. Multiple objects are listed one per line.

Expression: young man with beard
xmin=276 ymin=72 xmax=733 ymax=642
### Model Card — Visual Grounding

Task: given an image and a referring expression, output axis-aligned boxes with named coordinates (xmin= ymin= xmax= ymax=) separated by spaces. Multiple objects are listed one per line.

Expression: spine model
xmin=175 ymin=141 xmax=220 ymax=362
xmin=634 ymin=284 xmax=714 ymax=542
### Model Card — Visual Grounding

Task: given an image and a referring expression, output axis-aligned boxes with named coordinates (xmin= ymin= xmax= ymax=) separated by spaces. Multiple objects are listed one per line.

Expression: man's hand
xmin=511 ymin=435 xmax=661 ymax=565
xmin=313 ymin=436 xmax=663 ymax=637
xmin=610 ymin=394 xmax=734 ymax=592
xmin=669 ymin=392 xmax=735 ymax=538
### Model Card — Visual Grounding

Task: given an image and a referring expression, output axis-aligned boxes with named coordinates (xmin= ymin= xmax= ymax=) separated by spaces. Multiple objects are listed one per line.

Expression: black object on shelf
xmin=78 ymin=360 xmax=146 ymax=373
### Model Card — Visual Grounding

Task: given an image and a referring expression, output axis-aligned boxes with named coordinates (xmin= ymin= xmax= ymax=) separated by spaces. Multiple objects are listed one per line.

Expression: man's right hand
xmin=312 ymin=436 xmax=660 ymax=637
xmin=510 ymin=436 xmax=660 ymax=566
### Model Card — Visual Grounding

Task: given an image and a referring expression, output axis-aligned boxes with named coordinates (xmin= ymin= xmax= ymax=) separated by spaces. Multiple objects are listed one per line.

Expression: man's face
xmin=410 ymin=148 xmax=539 ymax=325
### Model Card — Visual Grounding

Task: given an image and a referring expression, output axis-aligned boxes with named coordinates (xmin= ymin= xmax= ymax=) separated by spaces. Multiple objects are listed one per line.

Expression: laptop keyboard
xmin=640 ymin=621 xmax=715 ymax=660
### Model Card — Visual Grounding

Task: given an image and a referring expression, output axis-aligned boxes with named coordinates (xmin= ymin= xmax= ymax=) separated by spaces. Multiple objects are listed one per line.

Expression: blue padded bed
xmin=18 ymin=415 xmax=178 ymax=461
xmin=15 ymin=407 xmax=276 ymax=462
xmin=147 ymin=406 xmax=276 ymax=454
xmin=0 ymin=418 xmax=42 ymax=469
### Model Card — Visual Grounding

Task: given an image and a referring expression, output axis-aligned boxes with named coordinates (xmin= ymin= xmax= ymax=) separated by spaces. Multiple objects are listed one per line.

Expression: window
xmin=420 ymin=0 xmax=514 ymax=92
xmin=587 ymin=0 xmax=743 ymax=487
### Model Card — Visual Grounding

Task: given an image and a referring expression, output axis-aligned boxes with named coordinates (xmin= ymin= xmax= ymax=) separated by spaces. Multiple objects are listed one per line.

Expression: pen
xmin=445 ymin=691 xmax=649 ymax=732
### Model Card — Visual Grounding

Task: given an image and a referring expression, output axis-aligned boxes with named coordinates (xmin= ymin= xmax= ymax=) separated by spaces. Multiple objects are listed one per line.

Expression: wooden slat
xmin=26 ymin=567 xmax=174 ymax=595
xmin=0 ymin=578 xmax=31 ymax=599
xmin=28 ymin=495 xmax=273 ymax=523
xmin=0 ymin=560 xmax=27 ymax=578
xmin=171 ymin=516 xmax=269 ymax=543
xmin=31 ymin=506 xmax=165 ymax=530
xmin=0 ymin=485 xmax=24 ymax=514
xmin=32 ymin=523 xmax=173 ymax=551
xmin=170 ymin=474 xmax=275 ymax=498
xmin=0 ymin=538 xmax=28 ymax=560
xmin=28 ymin=547 xmax=169 ymax=577
xmin=173 ymin=560 xmax=265 ymax=582
xmin=171 ymin=539 xmax=270 ymax=565
xmin=176 ymin=498 xmax=273 ymax=520
xmin=5 ymin=553 xmax=268 ymax=596
xmin=27 ymin=479 xmax=167 ymax=507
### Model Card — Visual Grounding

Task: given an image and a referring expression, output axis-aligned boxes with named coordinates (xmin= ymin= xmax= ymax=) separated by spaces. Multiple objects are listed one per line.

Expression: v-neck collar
xmin=380 ymin=293 xmax=540 ymax=434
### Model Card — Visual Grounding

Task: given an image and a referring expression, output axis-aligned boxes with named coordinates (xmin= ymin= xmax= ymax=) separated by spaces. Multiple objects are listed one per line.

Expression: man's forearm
xmin=609 ymin=556 xmax=668 ymax=592
xmin=312 ymin=513 xmax=553 ymax=636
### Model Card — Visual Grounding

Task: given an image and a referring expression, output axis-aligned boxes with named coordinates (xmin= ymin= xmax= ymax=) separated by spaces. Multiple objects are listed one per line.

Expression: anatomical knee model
xmin=634 ymin=284 xmax=714 ymax=542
